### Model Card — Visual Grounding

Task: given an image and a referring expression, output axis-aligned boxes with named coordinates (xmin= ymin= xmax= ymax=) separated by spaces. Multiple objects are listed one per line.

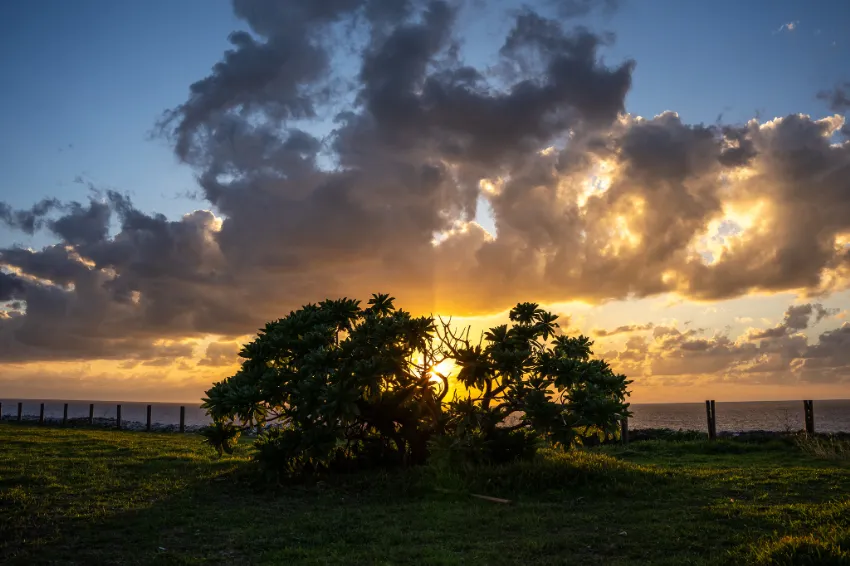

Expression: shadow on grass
xmin=3 ymin=426 xmax=850 ymax=565
xmin=3 ymin=438 xmax=686 ymax=565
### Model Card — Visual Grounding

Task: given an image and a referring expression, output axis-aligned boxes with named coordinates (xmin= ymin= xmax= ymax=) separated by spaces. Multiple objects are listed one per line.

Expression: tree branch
xmin=434 ymin=372 xmax=450 ymax=402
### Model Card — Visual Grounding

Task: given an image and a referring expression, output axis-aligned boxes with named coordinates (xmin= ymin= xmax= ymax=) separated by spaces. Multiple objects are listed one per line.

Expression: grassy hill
xmin=1 ymin=423 xmax=848 ymax=565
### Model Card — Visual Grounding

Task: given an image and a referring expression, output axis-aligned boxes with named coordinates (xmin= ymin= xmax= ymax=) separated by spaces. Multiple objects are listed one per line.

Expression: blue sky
xmin=1 ymin=0 xmax=847 ymax=247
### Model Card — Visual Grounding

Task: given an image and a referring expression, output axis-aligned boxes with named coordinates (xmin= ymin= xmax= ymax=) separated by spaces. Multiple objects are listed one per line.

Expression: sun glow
xmin=576 ymin=159 xmax=615 ymax=208
xmin=428 ymin=358 xmax=457 ymax=382
xmin=689 ymin=200 xmax=770 ymax=265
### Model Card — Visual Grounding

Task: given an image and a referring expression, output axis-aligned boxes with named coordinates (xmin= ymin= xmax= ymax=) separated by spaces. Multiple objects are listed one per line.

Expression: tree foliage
xmin=201 ymin=294 xmax=632 ymax=477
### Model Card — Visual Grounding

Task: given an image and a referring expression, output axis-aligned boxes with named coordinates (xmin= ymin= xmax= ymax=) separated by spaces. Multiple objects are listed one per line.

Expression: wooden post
xmin=0 ymin=401 xmax=2 ymax=421
xmin=39 ymin=403 xmax=45 ymax=425
xmin=89 ymin=403 xmax=94 ymax=425
xmin=705 ymin=400 xmax=716 ymax=440
xmin=179 ymin=406 xmax=185 ymax=433
xmin=116 ymin=404 xmax=122 ymax=430
xmin=804 ymin=400 xmax=815 ymax=434
xmin=711 ymin=399 xmax=717 ymax=440
xmin=620 ymin=416 xmax=629 ymax=444
xmin=63 ymin=403 xmax=68 ymax=426
xmin=17 ymin=402 xmax=22 ymax=422
xmin=146 ymin=405 xmax=152 ymax=432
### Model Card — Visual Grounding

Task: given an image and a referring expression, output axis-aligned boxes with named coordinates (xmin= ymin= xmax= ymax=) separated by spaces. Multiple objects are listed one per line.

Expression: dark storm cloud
xmin=47 ymin=199 xmax=111 ymax=246
xmin=160 ymin=0 xmax=421 ymax=164
xmin=0 ymin=271 xmax=25 ymax=301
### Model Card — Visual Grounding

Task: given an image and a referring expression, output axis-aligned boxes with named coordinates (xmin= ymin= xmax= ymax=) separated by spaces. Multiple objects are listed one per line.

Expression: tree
xmin=202 ymin=294 xmax=451 ymax=475
xmin=437 ymin=302 xmax=632 ymax=456
xmin=201 ymin=294 xmax=632 ymax=477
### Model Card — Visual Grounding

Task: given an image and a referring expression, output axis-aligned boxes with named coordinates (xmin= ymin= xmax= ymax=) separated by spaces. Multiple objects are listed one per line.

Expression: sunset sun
xmin=428 ymin=359 xmax=457 ymax=383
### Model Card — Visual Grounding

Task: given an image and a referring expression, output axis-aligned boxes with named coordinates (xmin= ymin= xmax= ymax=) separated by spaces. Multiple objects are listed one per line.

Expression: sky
xmin=1 ymin=0 xmax=850 ymax=403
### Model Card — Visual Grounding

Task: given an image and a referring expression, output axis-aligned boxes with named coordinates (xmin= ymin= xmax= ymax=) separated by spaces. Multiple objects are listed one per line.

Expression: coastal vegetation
xmin=201 ymin=294 xmax=631 ymax=477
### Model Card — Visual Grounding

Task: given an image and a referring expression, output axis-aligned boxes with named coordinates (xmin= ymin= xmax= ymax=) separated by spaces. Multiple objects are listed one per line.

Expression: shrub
xmin=199 ymin=421 xmax=241 ymax=456
xmin=201 ymin=294 xmax=632 ymax=478
xmin=428 ymin=427 xmax=543 ymax=472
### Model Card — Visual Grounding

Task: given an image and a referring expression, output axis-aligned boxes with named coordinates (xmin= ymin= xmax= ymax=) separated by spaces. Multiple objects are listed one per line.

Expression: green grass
xmin=1 ymin=423 xmax=848 ymax=565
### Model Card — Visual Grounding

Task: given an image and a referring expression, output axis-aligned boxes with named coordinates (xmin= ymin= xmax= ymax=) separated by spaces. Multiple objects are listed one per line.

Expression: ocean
xmin=628 ymin=399 xmax=850 ymax=433
xmin=1 ymin=398 xmax=849 ymax=432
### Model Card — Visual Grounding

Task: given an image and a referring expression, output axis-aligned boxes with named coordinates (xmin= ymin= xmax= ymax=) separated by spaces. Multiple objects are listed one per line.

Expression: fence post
xmin=116 ymin=405 xmax=122 ymax=430
xmin=63 ymin=403 xmax=68 ymax=426
xmin=179 ymin=406 xmax=185 ymax=433
xmin=89 ymin=403 xmax=94 ymax=425
xmin=17 ymin=402 xmax=22 ymax=422
xmin=0 ymin=401 xmax=2 ymax=421
xmin=804 ymin=400 xmax=815 ymax=434
xmin=146 ymin=405 xmax=152 ymax=432
xmin=705 ymin=400 xmax=716 ymax=440
xmin=711 ymin=399 xmax=717 ymax=440
xmin=620 ymin=416 xmax=629 ymax=444
xmin=39 ymin=403 xmax=45 ymax=425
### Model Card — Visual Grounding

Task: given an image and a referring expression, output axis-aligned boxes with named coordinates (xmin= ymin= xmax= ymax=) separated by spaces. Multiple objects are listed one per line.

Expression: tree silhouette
xmin=202 ymin=294 xmax=632 ymax=477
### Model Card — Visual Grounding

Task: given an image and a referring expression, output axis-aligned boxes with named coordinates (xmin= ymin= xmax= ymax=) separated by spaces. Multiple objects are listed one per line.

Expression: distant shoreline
xmin=3 ymin=416 xmax=848 ymax=437
xmin=3 ymin=399 xmax=850 ymax=433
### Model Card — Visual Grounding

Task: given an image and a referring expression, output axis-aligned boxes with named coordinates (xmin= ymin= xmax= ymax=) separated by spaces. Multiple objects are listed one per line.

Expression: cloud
xmin=593 ymin=322 xmax=654 ymax=337
xmin=601 ymin=302 xmax=850 ymax=386
xmin=0 ymin=272 xmax=25 ymax=301
xmin=796 ymin=324 xmax=850 ymax=381
xmin=774 ymin=21 xmax=798 ymax=34
xmin=0 ymin=199 xmax=60 ymax=234
xmin=198 ymin=340 xmax=242 ymax=367
xmin=817 ymin=82 xmax=850 ymax=114
xmin=747 ymin=303 xmax=838 ymax=340
xmin=2 ymin=1 xmax=850 ymax=371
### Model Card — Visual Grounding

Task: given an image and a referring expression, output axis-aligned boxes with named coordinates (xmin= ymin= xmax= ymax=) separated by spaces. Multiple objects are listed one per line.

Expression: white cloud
xmin=774 ymin=21 xmax=798 ymax=34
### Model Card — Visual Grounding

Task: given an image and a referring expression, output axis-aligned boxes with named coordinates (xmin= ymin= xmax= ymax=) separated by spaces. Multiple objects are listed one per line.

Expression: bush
xmin=428 ymin=427 xmax=543 ymax=472
xmin=253 ymin=426 xmax=406 ymax=481
xmin=199 ymin=421 xmax=241 ymax=456
xmin=201 ymin=294 xmax=632 ymax=478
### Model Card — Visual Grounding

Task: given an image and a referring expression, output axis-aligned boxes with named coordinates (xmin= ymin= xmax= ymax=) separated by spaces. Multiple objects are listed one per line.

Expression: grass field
xmin=1 ymin=423 xmax=848 ymax=565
